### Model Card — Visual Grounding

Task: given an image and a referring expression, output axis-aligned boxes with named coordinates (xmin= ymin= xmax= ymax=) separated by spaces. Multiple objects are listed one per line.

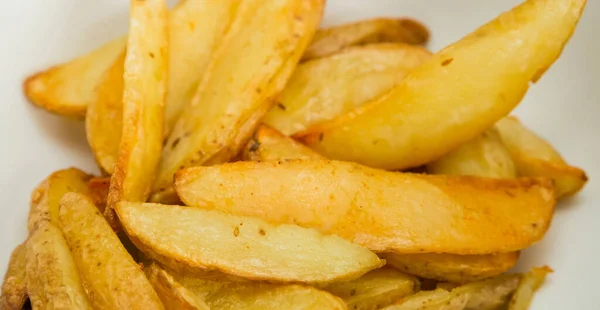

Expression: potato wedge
xmin=381 ymin=252 xmax=519 ymax=283
xmin=116 ymin=202 xmax=383 ymax=284
xmin=427 ymin=128 xmax=517 ymax=179
xmin=243 ymin=125 xmax=323 ymax=161
xmin=508 ymin=266 xmax=553 ymax=310
xmin=324 ymin=267 xmax=419 ymax=310
xmin=0 ymin=243 xmax=28 ymax=310
xmin=104 ymin=0 xmax=169 ymax=230
xmin=263 ymin=43 xmax=432 ymax=135
xmin=145 ymin=263 xmax=209 ymax=310
xmin=59 ymin=193 xmax=163 ymax=309
xmin=87 ymin=177 xmax=110 ymax=213
xmin=26 ymin=222 xmax=92 ymax=309
xmin=383 ymin=274 xmax=521 ymax=310
xmin=495 ymin=116 xmax=587 ymax=198
xmin=23 ymin=37 xmax=127 ymax=118
xmin=28 ymin=168 xmax=92 ymax=232
xmin=152 ymin=0 xmax=325 ymax=196
xmin=295 ymin=0 xmax=586 ymax=170
xmin=175 ymin=160 xmax=555 ymax=254
xmin=302 ymin=18 xmax=430 ymax=61
xmin=86 ymin=0 xmax=238 ymax=174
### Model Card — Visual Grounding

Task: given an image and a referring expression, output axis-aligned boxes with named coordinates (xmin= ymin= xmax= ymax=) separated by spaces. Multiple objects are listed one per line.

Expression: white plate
xmin=1 ymin=1 xmax=598 ymax=308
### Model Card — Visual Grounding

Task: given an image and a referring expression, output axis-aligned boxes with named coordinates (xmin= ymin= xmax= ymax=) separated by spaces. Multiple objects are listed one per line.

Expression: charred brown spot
xmin=504 ymin=189 xmax=516 ymax=197
xmin=259 ymin=229 xmax=266 ymax=236
xmin=319 ymin=133 xmax=324 ymax=142
xmin=531 ymin=223 xmax=538 ymax=228
xmin=149 ymin=52 xmax=155 ymax=59
xmin=256 ymin=88 xmax=262 ymax=94
xmin=97 ymin=262 xmax=102 ymax=267
xmin=233 ymin=226 xmax=240 ymax=237
xmin=441 ymin=58 xmax=454 ymax=66
xmin=277 ymin=103 xmax=286 ymax=110
xmin=350 ymin=288 xmax=357 ymax=296
xmin=249 ymin=140 xmax=260 ymax=152
xmin=171 ymin=138 xmax=181 ymax=149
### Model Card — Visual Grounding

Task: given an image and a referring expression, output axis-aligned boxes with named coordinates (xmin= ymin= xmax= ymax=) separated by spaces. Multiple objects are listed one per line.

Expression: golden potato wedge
xmin=28 ymin=168 xmax=92 ymax=232
xmin=104 ymin=0 xmax=169 ymax=230
xmin=508 ymin=266 xmax=553 ymax=310
xmin=0 ymin=243 xmax=28 ymax=310
xmin=152 ymin=0 xmax=325 ymax=196
xmin=495 ymin=116 xmax=588 ymax=198
xmin=324 ymin=267 xmax=419 ymax=310
xmin=175 ymin=160 xmax=555 ymax=254
xmin=26 ymin=222 xmax=92 ymax=309
xmin=87 ymin=177 xmax=110 ymax=213
xmin=427 ymin=128 xmax=517 ymax=179
xmin=302 ymin=18 xmax=430 ymax=61
xmin=263 ymin=43 xmax=432 ymax=135
xmin=383 ymin=274 xmax=521 ymax=310
xmin=381 ymin=252 xmax=519 ymax=283
xmin=145 ymin=263 xmax=209 ymax=310
xmin=295 ymin=0 xmax=586 ymax=170
xmin=86 ymin=0 xmax=238 ymax=175
xmin=243 ymin=125 xmax=323 ymax=161
xmin=23 ymin=36 xmax=127 ymax=118
xmin=116 ymin=201 xmax=383 ymax=284
xmin=59 ymin=193 xmax=163 ymax=310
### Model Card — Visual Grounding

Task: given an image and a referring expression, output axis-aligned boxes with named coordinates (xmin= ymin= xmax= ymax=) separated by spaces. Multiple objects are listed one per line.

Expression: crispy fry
xmin=28 ymin=168 xmax=92 ymax=232
xmin=26 ymin=222 xmax=92 ymax=309
xmin=324 ymin=267 xmax=419 ymax=310
xmin=116 ymin=202 xmax=383 ymax=284
xmin=302 ymin=18 xmax=430 ymax=61
xmin=59 ymin=193 xmax=163 ymax=309
xmin=427 ymin=128 xmax=517 ymax=179
xmin=263 ymin=43 xmax=432 ymax=135
xmin=145 ymin=263 xmax=210 ymax=310
xmin=243 ymin=125 xmax=323 ymax=161
xmin=495 ymin=116 xmax=588 ymax=198
xmin=508 ymin=266 xmax=553 ymax=310
xmin=23 ymin=37 xmax=127 ymax=118
xmin=0 ymin=243 xmax=28 ymax=310
xmin=104 ymin=0 xmax=169 ymax=230
xmin=295 ymin=0 xmax=586 ymax=171
xmin=381 ymin=252 xmax=519 ymax=283
xmin=175 ymin=160 xmax=555 ymax=254
xmin=87 ymin=177 xmax=110 ymax=213
xmin=152 ymin=0 xmax=325 ymax=197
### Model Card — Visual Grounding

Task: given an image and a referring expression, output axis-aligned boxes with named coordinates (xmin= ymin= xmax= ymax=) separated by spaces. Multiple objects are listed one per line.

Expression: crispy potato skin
xmin=263 ymin=43 xmax=432 ymax=135
xmin=0 ymin=243 xmax=28 ymax=310
xmin=23 ymin=37 xmax=127 ymax=119
xmin=508 ymin=266 xmax=553 ymax=310
xmin=495 ymin=116 xmax=588 ymax=198
xmin=59 ymin=193 xmax=164 ymax=310
xmin=116 ymin=202 xmax=383 ymax=284
xmin=302 ymin=18 xmax=430 ymax=61
xmin=87 ymin=177 xmax=110 ymax=213
xmin=295 ymin=0 xmax=587 ymax=171
xmin=145 ymin=264 xmax=209 ymax=310
xmin=382 ymin=252 xmax=519 ymax=283
xmin=26 ymin=222 xmax=92 ymax=310
xmin=153 ymin=0 xmax=325 ymax=195
xmin=175 ymin=160 xmax=555 ymax=254
xmin=243 ymin=125 xmax=323 ymax=161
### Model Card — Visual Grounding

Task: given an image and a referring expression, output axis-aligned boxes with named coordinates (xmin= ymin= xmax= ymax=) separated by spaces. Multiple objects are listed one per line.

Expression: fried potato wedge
xmin=243 ymin=125 xmax=323 ymax=161
xmin=383 ymin=274 xmax=521 ymax=310
xmin=0 ymin=243 xmax=28 ymax=310
xmin=59 ymin=193 xmax=163 ymax=310
xmin=104 ymin=0 xmax=168 ymax=230
xmin=116 ymin=202 xmax=383 ymax=284
xmin=153 ymin=0 xmax=325 ymax=196
xmin=87 ymin=177 xmax=110 ymax=213
xmin=295 ymin=0 xmax=586 ymax=170
xmin=508 ymin=266 xmax=553 ymax=310
xmin=23 ymin=37 xmax=127 ymax=118
xmin=495 ymin=116 xmax=588 ymax=198
xmin=145 ymin=263 xmax=210 ymax=310
xmin=26 ymin=222 xmax=92 ymax=310
xmin=381 ymin=252 xmax=519 ymax=283
xmin=324 ymin=267 xmax=419 ymax=310
xmin=427 ymin=128 xmax=517 ymax=179
xmin=28 ymin=167 xmax=92 ymax=232
xmin=263 ymin=43 xmax=432 ymax=135
xmin=302 ymin=18 xmax=429 ymax=61
xmin=175 ymin=160 xmax=555 ymax=254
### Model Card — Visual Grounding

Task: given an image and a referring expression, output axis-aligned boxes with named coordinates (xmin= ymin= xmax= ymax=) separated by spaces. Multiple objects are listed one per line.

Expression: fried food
xmin=508 ymin=266 xmax=553 ymax=310
xmin=243 ymin=125 xmax=323 ymax=161
xmin=145 ymin=263 xmax=209 ymax=310
xmin=0 ymin=243 xmax=28 ymax=310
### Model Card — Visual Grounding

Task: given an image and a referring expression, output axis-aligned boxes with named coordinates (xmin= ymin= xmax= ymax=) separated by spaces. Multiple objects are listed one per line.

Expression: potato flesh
xmin=58 ymin=193 xmax=164 ymax=310
xmin=295 ymin=0 xmax=586 ymax=171
xmin=302 ymin=18 xmax=430 ymax=61
xmin=145 ymin=264 xmax=210 ymax=310
xmin=495 ymin=116 xmax=587 ymax=197
xmin=0 ymin=243 xmax=28 ymax=310
xmin=508 ymin=266 xmax=553 ymax=310
xmin=427 ymin=128 xmax=517 ymax=179
xmin=243 ymin=125 xmax=324 ymax=161
xmin=26 ymin=222 xmax=92 ymax=310
xmin=116 ymin=202 xmax=383 ymax=284
xmin=175 ymin=160 xmax=555 ymax=254
xmin=153 ymin=0 xmax=325 ymax=193
xmin=263 ymin=43 xmax=432 ymax=135
xmin=381 ymin=252 xmax=519 ymax=283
